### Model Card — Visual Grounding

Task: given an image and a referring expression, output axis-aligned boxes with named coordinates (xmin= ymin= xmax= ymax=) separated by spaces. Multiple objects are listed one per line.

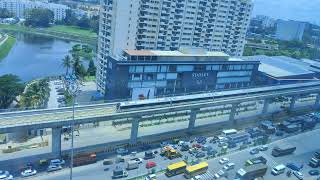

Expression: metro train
xmin=116 ymin=81 xmax=320 ymax=111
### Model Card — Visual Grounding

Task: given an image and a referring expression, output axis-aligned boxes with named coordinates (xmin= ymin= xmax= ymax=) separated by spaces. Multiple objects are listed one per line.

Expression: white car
xmin=293 ymin=171 xmax=303 ymax=180
xmin=21 ymin=169 xmax=37 ymax=177
xmin=214 ymin=170 xmax=225 ymax=179
xmin=219 ymin=158 xmax=229 ymax=164
xmin=131 ymin=158 xmax=143 ymax=164
xmin=191 ymin=175 xmax=202 ymax=180
xmin=0 ymin=171 xmax=13 ymax=180
xmin=50 ymin=159 xmax=65 ymax=166
xmin=223 ymin=163 xmax=235 ymax=170
xmin=47 ymin=165 xmax=62 ymax=172
xmin=145 ymin=174 xmax=156 ymax=180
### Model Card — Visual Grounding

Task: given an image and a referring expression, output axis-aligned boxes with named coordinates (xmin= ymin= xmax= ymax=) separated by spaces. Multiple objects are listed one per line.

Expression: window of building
xmin=144 ymin=74 xmax=155 ymax=81
xmin=168 ymin=65 xmax=177 ymax=72
xmin=144 ymin=65 xmax=157 ymax=72
xmin=160 ymin=65 xmax=167 ymax=72
xmin=136 ymin=66 xmax=144 ymax=72
xmin=177 ymin=65 xmax=193 ymax=72
xmin=157 ymin=73 xmax=166 ymax=80
xmin=194 ymin=65 xmax=205 ymax=71
xmin=166 ymin=73 xmax=177 ymax=80
xmin=132 ymin=74 xmax=142 ymax=81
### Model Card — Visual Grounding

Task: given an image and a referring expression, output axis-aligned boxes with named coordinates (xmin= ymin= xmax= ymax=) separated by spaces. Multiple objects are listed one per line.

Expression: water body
xmin=0 ymin=33 xmax=81 ymax=82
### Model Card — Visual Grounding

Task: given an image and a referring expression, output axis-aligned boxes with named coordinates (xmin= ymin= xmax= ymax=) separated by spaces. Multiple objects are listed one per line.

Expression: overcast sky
xmin=253 ymin=0 xmax=320 ymax=24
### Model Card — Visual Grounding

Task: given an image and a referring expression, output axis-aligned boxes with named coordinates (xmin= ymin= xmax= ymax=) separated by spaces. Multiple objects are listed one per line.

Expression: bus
xmin=222 ymin=129 xmax=238 ymax=136
xmin=165 ymin=161 xmax=187 ymax=177
xmin=271 ymin=145 xmax=296 ymax=157
xmin=184 ymin=162 xmax=208 ymax=179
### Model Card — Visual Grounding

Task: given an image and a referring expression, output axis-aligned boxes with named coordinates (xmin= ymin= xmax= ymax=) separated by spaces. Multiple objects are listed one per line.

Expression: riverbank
xmin=0 ymin=24 xmax=97 ymax=46
xmin=0 ymin=35 xmax=16 ymax=60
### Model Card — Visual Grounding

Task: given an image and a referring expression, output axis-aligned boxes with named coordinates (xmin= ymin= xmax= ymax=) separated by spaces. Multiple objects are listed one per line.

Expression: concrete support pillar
xmin=229 ymin=103 xmax=238 ymax=124
xmin=188 ymin=108 xmax=199 ymax=132
xmin=289 ymin=96 xmax=297 ymax=111
xmin=130 ymin=117 xmax=140 ymax=145
xmin=262 ymin=99 xmax=270 ymax=115
xmin=52 ymin=127 xmax=62 ymax=157
xmin=315 ymin=94 xmax=320 ymax=108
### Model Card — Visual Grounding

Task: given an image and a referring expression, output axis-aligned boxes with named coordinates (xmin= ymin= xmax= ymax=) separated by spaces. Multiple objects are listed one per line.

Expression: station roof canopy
xmin=243 ymin=55 xmax=316 ymax=78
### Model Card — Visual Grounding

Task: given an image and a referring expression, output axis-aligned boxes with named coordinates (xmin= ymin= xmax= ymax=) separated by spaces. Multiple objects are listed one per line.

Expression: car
xmin=293 ymin=171 xmax=303 ymax=180
xmin=214 ymin=170 xmax=225 ymax=179
xmin=223 ymin=163 xmax=235 ymax=171
xmin=160 ymin=141 xmax=169 ymax=147
xmin=219 ymin=158 xmax=229 ymax=164
xmin=196 ymin=136 xmax=207 ymax=144
xmin=250 ymin=148 xmax=260 ymax=155
xmin=146 ymin=162 xmax=157 ymax=169
xmin=178 ymin=141 xmax=186 ymax=146
xmin=309 ymin=169 xmax=320 ymax=176
xmin=286 ymin=163 xmax=303 ymax=171
xmin=207 ymin=149 xmax=217 ymax=156
xmin=275 ymin=131 xmax=284 ymax=136
xmin=271 ymin=164 xmax=286 ymax=175
xmin=192 ymin=144 xmax=202 ymax=149
xmin=191 ymin=175 xmax=202 ymax=180
xmin=202 ymin=145 xmax=213 ymax=151
xmin=145 ymin=174 xmax=156 ymax=180
xmin=50 ymin=159 xmax=65 ymax=166
xmin=0 ymin=171 xmax=13 ymax=180
xmin=47 ymin=165 xmax=62 ymax=172
xmin=195 ymin=152 xmax=206 ymax=158
xmin=218 ymin=142 xmax=228 ymax=147
xmin=131 ymin=158 xmax=143 ymax=164
xmin=21 ymin=169 xmax=37 ymax=177
xmin=259 ymin=145 xmax=268 ymax=151
xmin=116 ymin=148 xmax=129 ymax=155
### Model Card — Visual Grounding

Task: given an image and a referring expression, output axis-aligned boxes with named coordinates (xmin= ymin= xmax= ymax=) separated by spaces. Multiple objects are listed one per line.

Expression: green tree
xmin=72 ymin=55 xmax=86 ymax=78
xmin=0 ymin=8 xmax=13 ymax=18
xmin=0 ymin=74 xmax=24 ymax=109
xmin=63 ymin=9 xmax=78 ymax=26
xmin=87 ymin=60 xmax=96 ymax=76
xmin=61 ymin=55 xmax=73 ymax=75
xmin=25 ymin=8 xmax=54 ymax=27
xmin=77 ymin=16 xmax=90 ymax=29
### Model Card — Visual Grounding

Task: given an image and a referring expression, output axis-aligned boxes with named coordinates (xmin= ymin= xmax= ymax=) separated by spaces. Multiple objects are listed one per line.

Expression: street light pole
xmin=63 ymin=74 xmax=80 ymax=180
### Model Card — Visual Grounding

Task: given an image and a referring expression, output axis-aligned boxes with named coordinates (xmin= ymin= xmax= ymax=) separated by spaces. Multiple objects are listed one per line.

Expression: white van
xmin=271 ymin=164 xmax=286 ymax=175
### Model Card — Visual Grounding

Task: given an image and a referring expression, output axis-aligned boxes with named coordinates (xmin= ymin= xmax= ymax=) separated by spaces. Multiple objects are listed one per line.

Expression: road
xmin=26 ymin=125 xmax=320 ymax=180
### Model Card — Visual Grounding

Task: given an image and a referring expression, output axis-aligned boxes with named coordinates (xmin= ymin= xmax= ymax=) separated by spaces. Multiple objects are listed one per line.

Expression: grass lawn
xmin=84 ymin=76 xmax=96 ymax=82
xmin=0 ymin=35 xmax=16 ymax=60
xmin=48 ymin=25 xmax=97 ymax=38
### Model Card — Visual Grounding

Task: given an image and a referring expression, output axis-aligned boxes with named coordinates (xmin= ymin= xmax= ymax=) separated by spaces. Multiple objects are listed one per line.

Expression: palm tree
xmin=62 ymin=55 xmax=72 ymax=75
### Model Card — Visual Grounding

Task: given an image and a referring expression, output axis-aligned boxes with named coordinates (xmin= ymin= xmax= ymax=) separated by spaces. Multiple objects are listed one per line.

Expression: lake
xmin=0 ymin=33 xmax=86 ymax=82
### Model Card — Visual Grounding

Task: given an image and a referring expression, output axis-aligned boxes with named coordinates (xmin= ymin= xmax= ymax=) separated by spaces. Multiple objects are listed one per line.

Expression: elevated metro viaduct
xmin=1 ymin=82 xmax=320 ymax=157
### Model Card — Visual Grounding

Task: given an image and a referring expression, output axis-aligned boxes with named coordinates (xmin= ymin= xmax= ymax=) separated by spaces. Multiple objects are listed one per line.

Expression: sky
xmin=253 ymin=0 xmax=320 ymax=25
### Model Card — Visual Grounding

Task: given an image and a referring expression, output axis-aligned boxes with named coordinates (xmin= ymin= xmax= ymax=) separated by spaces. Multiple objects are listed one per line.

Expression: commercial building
xmin=0 ymin=0 xmax=69 ymax=20
xmin=103 ymin=49 xmax=259 ymax=100
xmin=275 ymin=20 xmax=306 ymax=41
xmin=243 ymin=55 xmax=318 ymax=85
xmin=97 ymin=0 xmax=254 ymax=93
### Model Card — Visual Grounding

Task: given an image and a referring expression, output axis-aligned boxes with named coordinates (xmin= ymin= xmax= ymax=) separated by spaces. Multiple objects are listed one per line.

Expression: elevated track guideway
xmin=0 ymin=81 xmax=320 ymax=133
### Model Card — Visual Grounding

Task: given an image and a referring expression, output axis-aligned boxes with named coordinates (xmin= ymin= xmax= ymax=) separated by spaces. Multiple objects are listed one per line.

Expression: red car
xmin=146 ymin=161 xmax=157 ymax=169
xmin=192 ymin=143 xmax=202 ymax=149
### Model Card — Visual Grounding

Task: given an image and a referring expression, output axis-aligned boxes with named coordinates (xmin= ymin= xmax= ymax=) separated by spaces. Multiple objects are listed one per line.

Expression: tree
xmin=77 ymin=16 xmax=90 ymax=29
xmin=25 ymin=8 xmax=54 ymax=27
xmin=0 ymin=74 xmax=24 ymax=109
xmin=72 ymin=55 xmax=86 ymax=78
xmin=62 ymin=55 xmax=73 ymax=75
xmin=87 ymin=60 xmax=96 ymax=76
xmin=0 ymin=8 xmax=13 ymax=18
xmin=63 ymin=9 xmax=78 ymax=26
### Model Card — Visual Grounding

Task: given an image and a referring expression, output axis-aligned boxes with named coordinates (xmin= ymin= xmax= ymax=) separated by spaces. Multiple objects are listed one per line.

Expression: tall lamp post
xmin=63 ymin=74 xmax=80 ymax=180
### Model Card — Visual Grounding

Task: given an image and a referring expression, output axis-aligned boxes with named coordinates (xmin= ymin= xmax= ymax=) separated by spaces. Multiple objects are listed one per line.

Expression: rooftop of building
xmin=243 ymin=55 xmax=316 ymax=78
xmin=123 ymin=49 xmax=229 ymax=58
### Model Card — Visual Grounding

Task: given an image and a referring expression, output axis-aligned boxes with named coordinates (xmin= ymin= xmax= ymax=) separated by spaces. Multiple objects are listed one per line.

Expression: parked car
xmin=259 ymin=145 xmax=268 ymax=151
xmin=131 ymin=158 xmax=143 ymax=164
xmin=286 ymin=163 xmax=303 ymax=171
xmin=50 ymin=159 xmax=65 ymax=166
xmin=219 ymin=158 xmax=229 ymax=165
xmin=191 ymin=175 xmax=201 ymax=180
xmin=293 ymin=171 xmax=303 ymax=180
xmin=0 ymin=171 xmax=13 ymax=180
xmin=214 ymin=170 xmax=225 ymax=179
xmin=146 ymin=162 xmax=157 ymax=169
xmin=223 ymin=163 xmax=235 ymax=171
xmin=47 ymin=165 xmax=62 ymax=172
xmin=275 ymin=131 xmax=284 ymax=136
xmin=21 ymin=169 xmax=37 ymax=177
xmin=195 ymin=152 xmax=206 ymax=158
xmin=196 ymin=136 xmax=206 ymax=144
xmin=202 ymin=145 xmax=213 ymax=151
xmin=250 ymin=148 xmax=260 ymax=155
xmin=116 ymin=148 xmax=129 ymax=155
xmin=309 ymin=169 xmax=320 ymax=176
xmin=207 ymin=149 xmax=217 ymax=156
xmin=192 ymin=144 xmax=202 ymax=149
xmin=145 ymin=174 xmax=156 ymax=180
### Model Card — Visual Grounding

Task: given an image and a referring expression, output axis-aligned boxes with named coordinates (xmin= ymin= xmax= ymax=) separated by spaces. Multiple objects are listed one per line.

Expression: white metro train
xmin=116 ymin=81 xmax=320 ymax=111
